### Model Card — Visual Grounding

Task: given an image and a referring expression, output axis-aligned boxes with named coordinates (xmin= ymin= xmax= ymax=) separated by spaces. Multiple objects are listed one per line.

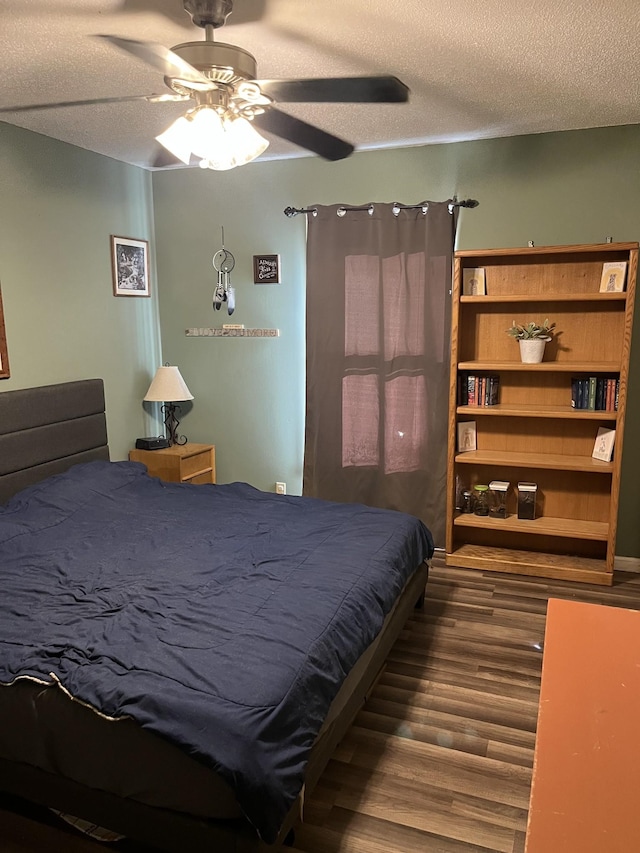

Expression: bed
xmin=0 ymin=379 xmax=433 ymax=851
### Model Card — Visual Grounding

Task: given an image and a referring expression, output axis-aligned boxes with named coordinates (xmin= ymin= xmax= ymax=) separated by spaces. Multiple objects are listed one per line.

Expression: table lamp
xmin=144 ymin=365 xmax=193 ymax=446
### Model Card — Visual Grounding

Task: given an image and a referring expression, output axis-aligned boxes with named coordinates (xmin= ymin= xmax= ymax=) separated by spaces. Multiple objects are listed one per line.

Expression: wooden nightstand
xmin=129 ymin=443 xmax=216 ymax=485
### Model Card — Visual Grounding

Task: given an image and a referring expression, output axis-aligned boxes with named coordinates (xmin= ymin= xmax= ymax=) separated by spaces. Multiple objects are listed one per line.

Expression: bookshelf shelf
xmin=445 ymin=544 xmax=610 ymax=585
xmin=447 ymin=242 xmax=638 ymax=585
xmin=461 ymin=292 xmax=627 ymax=304
xmin=457 ymin=404 xmax=618 ymax=420
xmin=455 ymin=449 xmax=613 ymax=473
xmin=458 ymin=361 xmax=620 ymax=372
xmin=453 ymin=513 xmax=609 ymax=541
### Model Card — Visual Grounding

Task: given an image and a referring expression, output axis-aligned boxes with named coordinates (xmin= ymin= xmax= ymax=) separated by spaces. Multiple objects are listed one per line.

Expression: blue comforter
xmin=0 ymin=461 xmax=433 ymax=841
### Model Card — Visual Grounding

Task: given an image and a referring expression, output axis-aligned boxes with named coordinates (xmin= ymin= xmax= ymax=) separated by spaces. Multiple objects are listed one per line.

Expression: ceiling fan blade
xmin=255 ymin=76 xmax=409 ymax=104
xmin=95 ymin=35 xmax=214 ymax=89
xmin=0 ymin=93 xmax=188 ymax=114
xmin=253 ymin=108 xmax=354 ymax=161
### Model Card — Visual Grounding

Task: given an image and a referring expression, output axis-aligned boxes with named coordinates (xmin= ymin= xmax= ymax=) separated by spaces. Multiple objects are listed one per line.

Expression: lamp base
xmin=161 ymin=403 xmax=188 ymax=446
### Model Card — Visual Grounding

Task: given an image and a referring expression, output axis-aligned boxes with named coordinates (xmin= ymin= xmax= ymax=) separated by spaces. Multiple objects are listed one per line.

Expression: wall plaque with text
xmin=253 ymin=254 xmax=280 ymax=284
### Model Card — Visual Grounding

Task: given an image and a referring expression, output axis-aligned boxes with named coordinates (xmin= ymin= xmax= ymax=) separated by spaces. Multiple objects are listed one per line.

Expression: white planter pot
xmin=519 ymin=338 xmax=547 ymax=363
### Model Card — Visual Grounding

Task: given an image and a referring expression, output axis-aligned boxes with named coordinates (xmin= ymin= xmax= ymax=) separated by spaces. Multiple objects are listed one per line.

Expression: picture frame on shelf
xmin=0 ymin=283 xmax=9 ymax=379
xmin=462 ymin=267 xmax=486 ymax=296
xmin=457 ymin=421 xmax=477 ymax=452
xmin=592 ymin=427 xmax=616 ymax=462
xmin=111 ymin=235 xmax=151 ymax=297
xmin=599 ymin=261 xmax=627 ymax=293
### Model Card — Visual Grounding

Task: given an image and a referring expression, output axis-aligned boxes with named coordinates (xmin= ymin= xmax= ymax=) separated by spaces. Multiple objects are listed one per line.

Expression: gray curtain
xmin=303 ymin=201 xmax=456 ymax=546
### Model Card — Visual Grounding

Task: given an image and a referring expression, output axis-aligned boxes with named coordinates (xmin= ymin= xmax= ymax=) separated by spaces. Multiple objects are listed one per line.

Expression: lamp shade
xmin=144 ymin=366 xmax=193 ymax=402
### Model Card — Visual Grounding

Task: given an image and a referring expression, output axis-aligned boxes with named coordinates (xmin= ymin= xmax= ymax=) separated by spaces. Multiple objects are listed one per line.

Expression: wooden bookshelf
xmin=446 ymin=242 xmax=638 ymax=585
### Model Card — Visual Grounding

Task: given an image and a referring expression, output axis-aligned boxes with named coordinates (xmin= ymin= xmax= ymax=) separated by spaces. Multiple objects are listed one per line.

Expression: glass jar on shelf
xmin=461 ymin=490 xmax=473 ymax=513
xmin=473 ymin=484 xmax=490 ymax=516
xmin=489 ymin=480 xmax=510 ymax=518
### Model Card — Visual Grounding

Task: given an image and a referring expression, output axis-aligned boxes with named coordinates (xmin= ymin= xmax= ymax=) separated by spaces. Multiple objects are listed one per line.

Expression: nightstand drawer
xmin=186 ymin=470 xmax=215 ymax=485
xmin=181 ymin=449 xmax=213 ymax=481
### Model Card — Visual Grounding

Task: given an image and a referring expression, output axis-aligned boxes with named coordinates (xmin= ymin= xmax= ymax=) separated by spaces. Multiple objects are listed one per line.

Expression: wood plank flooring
xmin=3 ymin=561 xmax=640 ymax=852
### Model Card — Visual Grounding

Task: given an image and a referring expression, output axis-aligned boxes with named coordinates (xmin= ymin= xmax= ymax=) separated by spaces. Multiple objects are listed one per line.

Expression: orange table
xmin=525 ymin=598 xmax=640 ymax=852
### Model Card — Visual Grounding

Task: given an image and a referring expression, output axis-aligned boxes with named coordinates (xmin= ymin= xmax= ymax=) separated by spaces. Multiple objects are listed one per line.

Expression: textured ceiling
xmin=1 ymin=0 xmax=640 ymax=170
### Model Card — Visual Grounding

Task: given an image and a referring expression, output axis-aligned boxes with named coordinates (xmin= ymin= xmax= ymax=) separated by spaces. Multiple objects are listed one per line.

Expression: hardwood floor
xmin=3 ymin=561 xmax=640 ymax=852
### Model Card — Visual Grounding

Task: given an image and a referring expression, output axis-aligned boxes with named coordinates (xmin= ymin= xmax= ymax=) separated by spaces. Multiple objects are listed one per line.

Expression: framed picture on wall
xmin=253 ymin=254 xmax=280 ymax=284
xmin=0 ymin=284 xmax=9 ymax=379
xmin=111 ymin=235 xmax=151 ymax=297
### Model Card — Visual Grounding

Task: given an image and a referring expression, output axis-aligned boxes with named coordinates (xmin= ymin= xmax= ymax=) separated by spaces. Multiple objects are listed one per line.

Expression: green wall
xmin=0 ymin=122 xmax=162 ymax=457
xmin=2 ymin=118 xmax=639 ymax=556
xmin=152 ymin=124 xmax=640 ymax=556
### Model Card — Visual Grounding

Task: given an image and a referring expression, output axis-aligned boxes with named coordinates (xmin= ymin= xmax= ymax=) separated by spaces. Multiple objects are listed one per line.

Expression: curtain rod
xmin=283 ymin=197 xmax=479 ymax=218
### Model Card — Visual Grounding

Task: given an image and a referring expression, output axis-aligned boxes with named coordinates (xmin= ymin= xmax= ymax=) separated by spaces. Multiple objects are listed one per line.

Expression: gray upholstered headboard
xmin=0 ymin=379 xmax=110 ymax=504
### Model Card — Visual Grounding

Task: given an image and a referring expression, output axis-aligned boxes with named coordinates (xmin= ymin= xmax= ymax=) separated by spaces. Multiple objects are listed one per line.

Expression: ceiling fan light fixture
xmin=221 ymin=114 xmax=269 ymax=165
xmin=157 ymin=104 xmax=269 ymax=171
xmin=155 ymin=115 xmax=193 ymax=165
xmin=188 ymin=105 xmax=227 ymax=161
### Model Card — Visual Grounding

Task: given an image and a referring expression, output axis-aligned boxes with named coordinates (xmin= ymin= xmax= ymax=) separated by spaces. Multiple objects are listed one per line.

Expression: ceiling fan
xmin=0 ymin=0 xmax=409 ymax=169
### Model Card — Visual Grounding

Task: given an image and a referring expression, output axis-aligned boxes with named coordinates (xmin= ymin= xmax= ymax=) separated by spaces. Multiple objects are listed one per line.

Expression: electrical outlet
xmin=275 ymin=482 xmax=286 ymax=495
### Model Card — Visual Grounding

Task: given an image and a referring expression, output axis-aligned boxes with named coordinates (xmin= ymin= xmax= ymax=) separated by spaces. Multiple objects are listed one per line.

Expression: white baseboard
xmin=615 ymin=556 xmax=640 ymax=574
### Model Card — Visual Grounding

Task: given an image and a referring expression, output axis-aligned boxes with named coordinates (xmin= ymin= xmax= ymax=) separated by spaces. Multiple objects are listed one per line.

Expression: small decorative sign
xmin=457 ymin=421 xmax=477 ymax=452
xmin=186 ymin=328 xmax=279 ymax=337
xmin=253 ymin=254 xmax=280 ymax=284
xmin=592 ymin=426 xmax=616 ymax=462
xmin=599 ymin=261 xmax=627 ymax=293
xmin=462 ymin=267 xmax=486 ymax=295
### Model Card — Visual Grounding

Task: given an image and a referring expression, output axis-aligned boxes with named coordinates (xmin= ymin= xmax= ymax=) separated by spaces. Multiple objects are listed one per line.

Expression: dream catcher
xmin=212 ymin=230 xmax=236 ymax=315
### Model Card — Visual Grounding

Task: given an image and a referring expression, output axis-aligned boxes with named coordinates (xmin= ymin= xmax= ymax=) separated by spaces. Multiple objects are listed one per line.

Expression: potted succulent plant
xmin=506 ymin=319 xmax=556 ymax=363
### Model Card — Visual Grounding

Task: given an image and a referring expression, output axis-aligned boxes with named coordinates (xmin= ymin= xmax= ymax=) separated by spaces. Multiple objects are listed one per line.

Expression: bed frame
xmin=0 ymin=379 xmax=429 ymax=851
xmin=0 ymin=378 xmax=109 ymax=505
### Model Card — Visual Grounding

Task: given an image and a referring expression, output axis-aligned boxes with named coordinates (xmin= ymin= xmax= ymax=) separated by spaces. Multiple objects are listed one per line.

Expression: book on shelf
xmin=587 ymin=376 xmax=597 ymax=411
xmin=592 ymin=427 xmax=616 ymax=462
xmin=570 ymin=377 xmax=580 ymax=409
xmin=489 ymin=376 xmax=499 ymax=405
xmin=457 ymin=421 xmax=477 ymax=452
xmin=458 ymin=373 xmax=500 ymax=406
xmin=571 ymin=376 xmax=618 ymax=411
xmin=599 ymin=261 xmax=627 ymax=293
xmin=462 ymin=268 xmax=486 ymax=296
